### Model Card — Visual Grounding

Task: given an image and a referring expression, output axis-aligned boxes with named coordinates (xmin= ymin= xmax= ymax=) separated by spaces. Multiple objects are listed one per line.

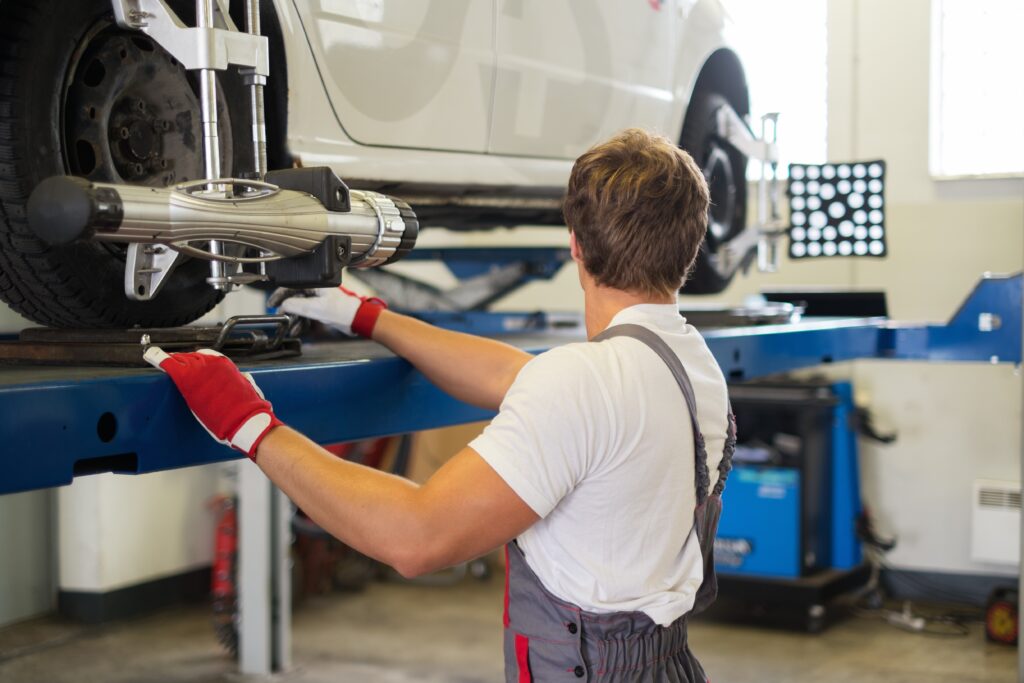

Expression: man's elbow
xmin=392 ymin=557 xmax=429 ymax=580
xmin=390 ymin=545 xmax=449 ymax=580
xmin=385 ymin=492 xmax=472 ymax=578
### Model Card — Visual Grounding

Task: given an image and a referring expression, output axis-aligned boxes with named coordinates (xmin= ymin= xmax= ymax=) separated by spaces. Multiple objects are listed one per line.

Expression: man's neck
xmin=583 ymin=285 xmax=675 ymax=339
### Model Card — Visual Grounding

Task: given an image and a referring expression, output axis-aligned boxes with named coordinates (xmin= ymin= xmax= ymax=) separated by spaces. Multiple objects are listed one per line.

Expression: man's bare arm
xmin=256 ymin=425 xmax=539 ymax=577
xmin=372 ymin=310 xmax=532 ymax=412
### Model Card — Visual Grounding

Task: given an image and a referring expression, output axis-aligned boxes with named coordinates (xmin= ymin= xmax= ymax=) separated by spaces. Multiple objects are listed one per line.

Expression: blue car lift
xmin=2 ymin=263 xmax=1017 ymax=495
xmin=0 ymin=246 xmax=1018 ymax=672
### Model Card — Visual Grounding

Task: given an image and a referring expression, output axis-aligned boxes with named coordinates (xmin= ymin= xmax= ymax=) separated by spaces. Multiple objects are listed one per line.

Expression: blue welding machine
xmin=715 ymin=381 xmax=862 ymax=580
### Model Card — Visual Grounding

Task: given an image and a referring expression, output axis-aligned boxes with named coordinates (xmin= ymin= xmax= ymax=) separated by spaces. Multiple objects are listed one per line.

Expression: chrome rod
xmin=245 ymin=0 xmax=268 ymax=178
xmin=196 ymin=0 xmax=221 ymax=184
xmin=197 ymin=0 xmax=227 ymax=288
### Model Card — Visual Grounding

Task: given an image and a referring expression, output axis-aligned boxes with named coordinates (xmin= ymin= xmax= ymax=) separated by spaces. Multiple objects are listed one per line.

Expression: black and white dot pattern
xmin=787 ymin=161 xmax=886 ymax=258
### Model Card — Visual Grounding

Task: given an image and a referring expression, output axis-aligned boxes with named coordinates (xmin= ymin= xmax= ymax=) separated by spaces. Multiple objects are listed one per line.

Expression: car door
xmin=488 ymin=0 xmax=678 ymax=160
xmin=291 ymin=0 xmax=496 ymax=153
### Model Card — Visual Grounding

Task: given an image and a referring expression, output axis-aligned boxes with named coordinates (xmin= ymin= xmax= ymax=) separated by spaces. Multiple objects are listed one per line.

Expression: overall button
xmin=574 ymin=665 xmax=585 ymax=677
xmin=567 ymin=623 xmax=578 ymax=634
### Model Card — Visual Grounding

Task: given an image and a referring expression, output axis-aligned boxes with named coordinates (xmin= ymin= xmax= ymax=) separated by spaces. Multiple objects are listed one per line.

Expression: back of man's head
xmin=563 ymin=128 xmax=710 ymax=297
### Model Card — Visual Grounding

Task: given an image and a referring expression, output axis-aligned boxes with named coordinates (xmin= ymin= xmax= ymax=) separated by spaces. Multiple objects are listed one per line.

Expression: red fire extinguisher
xmin=210 ymin=495 xmax=239 ymax=656
xmin=986 ymin=588 xmax=1019 ymax=645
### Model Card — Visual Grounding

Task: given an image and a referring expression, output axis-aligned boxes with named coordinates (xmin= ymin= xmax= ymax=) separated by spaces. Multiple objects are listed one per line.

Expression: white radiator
xmin=971 ymin=479 xmax=1021 ymax=566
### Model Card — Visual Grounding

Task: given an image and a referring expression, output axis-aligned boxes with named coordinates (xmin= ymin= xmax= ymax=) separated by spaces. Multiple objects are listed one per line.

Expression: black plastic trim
xmin=265 ymin=167 xmax=350 ymax=212
xmin=384 ymin=198 xmax=419 ymax=264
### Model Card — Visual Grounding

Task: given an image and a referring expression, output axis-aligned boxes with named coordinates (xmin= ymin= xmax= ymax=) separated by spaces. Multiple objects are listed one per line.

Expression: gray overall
xmin=502 ymin=324 xmax=736 ymax=682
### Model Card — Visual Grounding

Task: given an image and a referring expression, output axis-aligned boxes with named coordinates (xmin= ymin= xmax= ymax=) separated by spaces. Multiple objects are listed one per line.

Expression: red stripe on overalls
xmin=514 ymin=633 xmax=531 ymax=682
xmin=503 ymin=544 xmax=511 ymax=628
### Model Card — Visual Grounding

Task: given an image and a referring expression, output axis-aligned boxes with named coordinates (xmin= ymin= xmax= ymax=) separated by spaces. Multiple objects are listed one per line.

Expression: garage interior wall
xmin=0 ymin=490 xmax=54 ymax=627
xmin=819 ymin=0 xmax=1021 ymax=584
xmin=0 ymin=0 xmax=1021 ymax=613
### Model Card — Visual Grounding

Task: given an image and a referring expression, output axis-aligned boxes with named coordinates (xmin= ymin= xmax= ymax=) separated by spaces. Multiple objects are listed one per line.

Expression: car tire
xmin=679 ymin=90 xmax=750 ymax=295
xmin=0 ymin=0 xmax=228 ymax=328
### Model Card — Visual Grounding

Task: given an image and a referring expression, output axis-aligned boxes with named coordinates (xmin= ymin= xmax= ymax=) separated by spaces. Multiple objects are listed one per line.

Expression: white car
xmin=0 ymin=0 xmax=755 ymax=328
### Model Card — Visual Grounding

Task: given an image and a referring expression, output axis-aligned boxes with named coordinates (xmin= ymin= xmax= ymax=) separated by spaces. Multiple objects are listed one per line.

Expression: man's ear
xmin=569 ymin=231 xmax=583 ymax=263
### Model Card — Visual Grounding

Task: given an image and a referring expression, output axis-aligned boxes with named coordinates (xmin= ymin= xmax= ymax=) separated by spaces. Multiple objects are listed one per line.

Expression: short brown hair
xmin=562 ymin=128 xmax=709 ymax=296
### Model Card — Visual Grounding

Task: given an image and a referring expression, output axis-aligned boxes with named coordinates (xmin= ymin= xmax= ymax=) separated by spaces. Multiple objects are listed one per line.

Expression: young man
xmin=146 ymin=128 xmax=735 ymax=681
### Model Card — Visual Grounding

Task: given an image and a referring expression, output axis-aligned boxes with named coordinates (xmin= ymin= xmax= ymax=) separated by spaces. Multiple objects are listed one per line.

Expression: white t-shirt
xmin=470 ymin=303 xmax=729 ymax=626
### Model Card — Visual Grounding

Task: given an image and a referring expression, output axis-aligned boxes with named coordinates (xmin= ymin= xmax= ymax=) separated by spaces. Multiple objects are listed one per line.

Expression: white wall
xmin=828 ymin=0 xmax=1022 ymax=577
xmin=0 ymin=489 xmax=54 ymax=625
xmin=57 ymin=468 xmax=222 ymax=592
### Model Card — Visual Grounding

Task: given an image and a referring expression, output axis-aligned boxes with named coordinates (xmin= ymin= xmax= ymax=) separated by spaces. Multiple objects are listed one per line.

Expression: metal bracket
xmin=754 ymin=114 xmax=785 ymax=273
xmin=213 ymin=314 xmax=292 ymax=352
xmin=125 ymin=242 xmax=183 ymax=300
xmin=715 ymin=108 xmax=785 ymax=275
xmin=111 ymin=0 xmax=269 ymax=75
xmin=716 ymin=107 xmax=779 ymax=165
xmin=712 ymin=223 xmax=761 ymax=278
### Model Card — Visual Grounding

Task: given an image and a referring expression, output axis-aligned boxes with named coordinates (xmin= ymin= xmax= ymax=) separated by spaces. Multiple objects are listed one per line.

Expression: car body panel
xmin=273 ymin=0 xmax=739 ymax=189
xmin=489 ymin=0 xmax=677 ymax=159
xmin=288 ymin=0 xmax=495 ymax=153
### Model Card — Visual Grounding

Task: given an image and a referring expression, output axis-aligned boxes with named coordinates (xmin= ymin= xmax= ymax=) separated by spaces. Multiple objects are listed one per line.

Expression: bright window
xmin=930 ymin=0 xmax=1024 ymax=177
xmin=725 ymin=0 xmax=828 ymax=177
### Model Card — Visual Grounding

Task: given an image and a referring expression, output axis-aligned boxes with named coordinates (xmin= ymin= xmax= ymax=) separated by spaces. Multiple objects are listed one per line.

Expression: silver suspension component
xmin=27 ymin=176 xmax=418 ymax=275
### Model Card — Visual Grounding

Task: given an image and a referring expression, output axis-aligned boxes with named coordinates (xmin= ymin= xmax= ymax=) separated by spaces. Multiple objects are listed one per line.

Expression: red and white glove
xmin=277 ymin=285 xmax=387 ymax=338
xmin=144 ymin=346 xmax=282 ymax=460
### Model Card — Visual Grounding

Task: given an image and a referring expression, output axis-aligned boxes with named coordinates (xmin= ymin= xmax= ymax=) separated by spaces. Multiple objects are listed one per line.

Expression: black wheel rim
xmin=62 ymin=20 xmax=211 ymax=188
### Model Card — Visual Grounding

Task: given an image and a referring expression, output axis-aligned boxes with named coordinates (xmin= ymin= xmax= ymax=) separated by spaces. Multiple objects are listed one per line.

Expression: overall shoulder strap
xmin=592 ymin=323 xmax=712 ymax=503
xmin=593 ymin=324 xmax=699 ymax=420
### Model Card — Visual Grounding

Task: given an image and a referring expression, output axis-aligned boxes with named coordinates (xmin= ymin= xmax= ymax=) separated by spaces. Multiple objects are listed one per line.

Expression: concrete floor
xmin=0 ymin=573 xmax=1015 ymax=683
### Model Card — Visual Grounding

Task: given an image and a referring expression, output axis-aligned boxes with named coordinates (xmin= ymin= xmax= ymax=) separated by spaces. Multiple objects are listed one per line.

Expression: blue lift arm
xmin=710 ymin=273 xmax=1020 ymax=379
xmin=0 ymin=274 xmax=1018 ymax=495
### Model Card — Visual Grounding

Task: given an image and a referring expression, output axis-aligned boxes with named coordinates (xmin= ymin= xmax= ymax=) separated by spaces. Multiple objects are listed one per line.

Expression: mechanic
xmin=145 ymin=128 xmax=735 ymax=682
